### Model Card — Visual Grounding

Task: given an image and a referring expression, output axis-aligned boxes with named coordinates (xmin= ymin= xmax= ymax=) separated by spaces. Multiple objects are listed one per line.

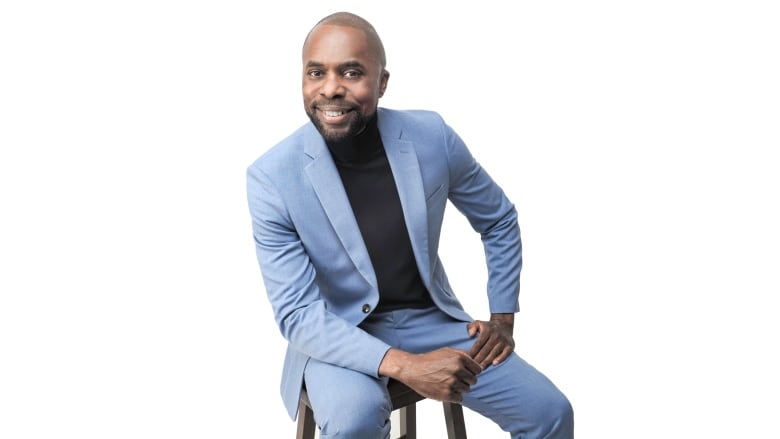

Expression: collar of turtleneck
xmin=326 ymin=113 xmax=383 ymax=165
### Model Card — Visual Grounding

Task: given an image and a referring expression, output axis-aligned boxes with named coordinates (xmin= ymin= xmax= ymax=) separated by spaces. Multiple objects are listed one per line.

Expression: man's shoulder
xmin=248 ymin=120 xmax=313 ymax=171
xmin=378 ymin=107 xmax=445 ymax=126
xmin=377 ymin=108 xmax=451 ymax=141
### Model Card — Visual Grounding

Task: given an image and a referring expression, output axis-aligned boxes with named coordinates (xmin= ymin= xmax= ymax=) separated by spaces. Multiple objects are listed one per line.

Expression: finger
xmin=473 ymin=338 xmax=499 ymax=369
xmin=481 ymin=342 xmax=504 ymax=368
xmin=468 ymin=323 xmax=489 ymax=357
xmin=467 ymin=321 xmax=478 ymax=337
xmin=472 ymin=332 xmax=499 ymax=364
xmin=450 ymin=348 xmax=483 ymax=376
xmin=452 ymin=380 xmax=471 ymax=394
xmin=455 ymin=368 xmax=478 ymax=386
xmin=461 ymin=354 xmax=484 ymax=375
xmin=471 ymin=341 xmax=491 ymax=366
xmin=492 ymin=346 xmax=513 ymax=366
xmin=447 ymin=391 xmax=464 ymax=403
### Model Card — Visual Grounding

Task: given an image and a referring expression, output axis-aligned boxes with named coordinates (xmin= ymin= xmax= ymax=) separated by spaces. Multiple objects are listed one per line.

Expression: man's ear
xmin=379 ymin=70 xmax=390 ymax=97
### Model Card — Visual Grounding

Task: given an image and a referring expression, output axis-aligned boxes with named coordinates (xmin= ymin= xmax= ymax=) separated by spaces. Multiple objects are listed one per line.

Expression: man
xmin=246 ymin=11 xmax=573 ymax=438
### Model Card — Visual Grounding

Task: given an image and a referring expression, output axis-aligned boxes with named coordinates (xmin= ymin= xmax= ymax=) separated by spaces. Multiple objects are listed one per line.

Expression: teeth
xmin=324 ymin=110 xmax=344 ymax=117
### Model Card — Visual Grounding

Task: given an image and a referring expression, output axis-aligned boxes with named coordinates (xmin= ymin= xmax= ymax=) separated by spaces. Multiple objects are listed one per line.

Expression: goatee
xmin=306 ymin=107 xmax=372 ymax=147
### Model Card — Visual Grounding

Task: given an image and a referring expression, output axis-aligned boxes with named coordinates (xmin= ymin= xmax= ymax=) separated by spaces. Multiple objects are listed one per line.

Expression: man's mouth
xmin=317 ymin=106 xmax=353 ymax=122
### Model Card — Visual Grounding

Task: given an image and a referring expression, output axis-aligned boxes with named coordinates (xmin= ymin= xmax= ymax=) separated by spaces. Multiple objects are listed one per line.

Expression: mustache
xmin=312 ymin=100 xmax=353 ymax=109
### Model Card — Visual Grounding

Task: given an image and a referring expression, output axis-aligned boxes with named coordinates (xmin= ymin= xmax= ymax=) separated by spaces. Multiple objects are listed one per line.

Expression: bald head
xmin=303 ymin=12 xmax=387 ymax=68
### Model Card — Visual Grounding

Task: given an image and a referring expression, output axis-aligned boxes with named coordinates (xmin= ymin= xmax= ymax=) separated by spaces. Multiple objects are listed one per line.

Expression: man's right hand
xmin=378 ymin=347 xmax=482 ymax=402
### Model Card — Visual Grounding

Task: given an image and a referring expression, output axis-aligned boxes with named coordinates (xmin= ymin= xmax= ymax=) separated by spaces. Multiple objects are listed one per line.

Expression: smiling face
xmin=302 ymin=24 xmax=389 ymax=144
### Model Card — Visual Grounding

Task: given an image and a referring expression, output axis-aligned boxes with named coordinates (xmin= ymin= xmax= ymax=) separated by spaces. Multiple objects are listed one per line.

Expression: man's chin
xmin=316 ymin=126 xmax=352 ymax=144
xmin=309 ymin=114 xmax=362 ymax=145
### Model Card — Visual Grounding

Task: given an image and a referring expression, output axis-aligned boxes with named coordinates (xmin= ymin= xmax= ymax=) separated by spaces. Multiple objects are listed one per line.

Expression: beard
xmin=305 ymin=104 xmax=373 ymax=146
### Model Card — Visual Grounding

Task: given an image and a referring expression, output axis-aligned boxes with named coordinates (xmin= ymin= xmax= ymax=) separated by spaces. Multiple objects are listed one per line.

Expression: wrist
xmin=490 ymin=313 xmax=514 ymax=331
xmin=378 ymin=347 xmax=412 ymax=379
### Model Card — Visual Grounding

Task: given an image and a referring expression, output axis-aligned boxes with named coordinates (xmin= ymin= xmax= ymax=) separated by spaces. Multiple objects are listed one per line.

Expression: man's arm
xmin=439 ymin=119 xmax=522 ymax=313
xmin=439 ymin=117 xmax=523 ymax=368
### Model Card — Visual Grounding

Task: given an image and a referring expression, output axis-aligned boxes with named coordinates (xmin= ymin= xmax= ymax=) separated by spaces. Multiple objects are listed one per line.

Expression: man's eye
xmin=344 ymin=70 xmax=362 ymax=78
xmin=308 ymin=70 xmax=322 ymax=77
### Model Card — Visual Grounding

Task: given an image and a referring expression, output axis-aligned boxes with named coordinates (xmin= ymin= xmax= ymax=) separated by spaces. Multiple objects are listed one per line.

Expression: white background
xmin=2 ymin=1 xmax=778 ymax=438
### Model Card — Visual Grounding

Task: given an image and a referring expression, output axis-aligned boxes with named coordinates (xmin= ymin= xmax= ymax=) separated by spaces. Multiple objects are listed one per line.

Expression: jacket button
xmin=362 ymin=304 xmax=371 ymax=313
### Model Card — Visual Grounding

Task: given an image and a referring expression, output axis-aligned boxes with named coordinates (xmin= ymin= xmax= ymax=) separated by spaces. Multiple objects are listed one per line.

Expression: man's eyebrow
xmin=304 ymin=60 xmax=366 ymax=69
xmin=340 ymin=61 xmax=365 ymax=69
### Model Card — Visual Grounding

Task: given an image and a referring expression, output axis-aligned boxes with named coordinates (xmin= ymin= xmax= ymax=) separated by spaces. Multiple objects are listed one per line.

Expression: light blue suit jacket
xmin=246 ymin=108 xmax=522 ymax=419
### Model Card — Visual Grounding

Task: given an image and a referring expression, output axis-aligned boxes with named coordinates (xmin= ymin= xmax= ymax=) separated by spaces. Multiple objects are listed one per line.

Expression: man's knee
xmin=312 ymin=395 xmax=391 ymax=439
xmin=305 ymin=378 xmax=392 ymax=439
xmin=539 ymin=391 xmax=574 ymax=438
xmin=304 ymin=359 xmax=393 ymax=438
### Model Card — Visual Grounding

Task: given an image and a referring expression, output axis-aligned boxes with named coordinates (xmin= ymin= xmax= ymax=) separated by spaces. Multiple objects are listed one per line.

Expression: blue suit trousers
xmin=303 ymin=306 xmax=573 ymax=438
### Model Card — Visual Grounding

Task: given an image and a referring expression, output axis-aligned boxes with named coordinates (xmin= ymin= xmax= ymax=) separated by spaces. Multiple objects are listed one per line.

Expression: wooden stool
xmin=296 ymin=379 xmax=467 ymax=439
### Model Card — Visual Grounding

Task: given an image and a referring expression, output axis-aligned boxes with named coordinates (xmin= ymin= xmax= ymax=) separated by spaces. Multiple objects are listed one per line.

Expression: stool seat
xmin=296 ymin=379 xmax=467 ymax=439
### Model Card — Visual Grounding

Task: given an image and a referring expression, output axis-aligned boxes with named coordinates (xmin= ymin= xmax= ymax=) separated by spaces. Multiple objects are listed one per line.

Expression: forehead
xmin=303 ymin=25 xmax=379 ymax=66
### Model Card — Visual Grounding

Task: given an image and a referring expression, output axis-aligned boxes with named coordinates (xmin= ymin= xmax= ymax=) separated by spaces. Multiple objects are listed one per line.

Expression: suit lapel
xmin=303 ymin=125 xmax=378 ymax=290
xmin=379 ymin=111 xmax=432 ymax=286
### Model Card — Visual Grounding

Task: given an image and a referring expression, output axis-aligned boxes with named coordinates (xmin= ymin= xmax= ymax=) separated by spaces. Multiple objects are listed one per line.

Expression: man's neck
xmin=326 ymin=113 xmax=382 ymax=164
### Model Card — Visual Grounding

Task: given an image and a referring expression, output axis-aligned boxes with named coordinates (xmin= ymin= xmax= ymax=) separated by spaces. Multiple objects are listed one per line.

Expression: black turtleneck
xmin=327 ymin=114 xmax=434 ymax=312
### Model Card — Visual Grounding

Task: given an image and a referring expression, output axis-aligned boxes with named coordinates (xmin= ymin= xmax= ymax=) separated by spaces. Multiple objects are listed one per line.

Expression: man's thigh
xmin=361 ymin=306 xmax=572 ymax=436
xmin=303 ymin=358 xmax=393 ymax=438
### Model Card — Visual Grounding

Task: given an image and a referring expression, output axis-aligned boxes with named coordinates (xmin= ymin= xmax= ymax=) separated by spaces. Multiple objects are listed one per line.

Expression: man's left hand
xmin=467 ymin=313 xmax=515 ymax=369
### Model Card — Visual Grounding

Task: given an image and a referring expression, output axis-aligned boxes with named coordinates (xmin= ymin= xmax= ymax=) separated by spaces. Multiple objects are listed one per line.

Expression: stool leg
xmin=296 ymin=399 xmax=316 ymax=439
xmin=398 ymin=403 xmax=416 ymax=439
xmin=443 ymin=402 xmax=467 ymax=439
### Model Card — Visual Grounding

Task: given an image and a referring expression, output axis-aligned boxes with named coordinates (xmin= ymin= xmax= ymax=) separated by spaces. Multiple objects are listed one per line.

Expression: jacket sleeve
xmin=439 ymin=118 xmax=522 ymax=314
xmin=246 ymin=162 xmax=391 ymax=376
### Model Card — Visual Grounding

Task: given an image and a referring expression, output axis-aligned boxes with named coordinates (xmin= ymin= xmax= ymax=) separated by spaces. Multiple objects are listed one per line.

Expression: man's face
xmin=302 ymin=25 xmax=389 ymax=144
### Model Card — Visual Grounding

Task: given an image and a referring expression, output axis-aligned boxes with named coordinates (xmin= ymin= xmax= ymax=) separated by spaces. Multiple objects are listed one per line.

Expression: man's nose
xmin=320 ymin=74 xmax=345 ymax=98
